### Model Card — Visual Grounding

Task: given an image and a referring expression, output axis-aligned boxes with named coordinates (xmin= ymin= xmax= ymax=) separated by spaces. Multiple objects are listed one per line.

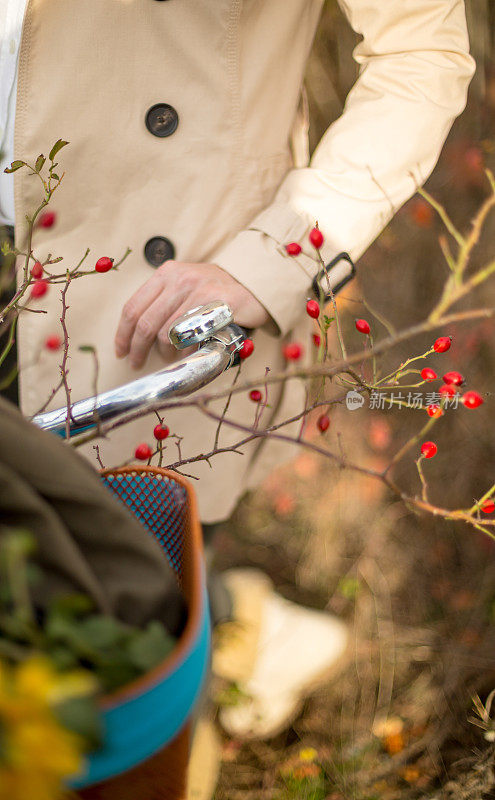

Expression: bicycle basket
xmin=71 ymin=466 xmax=210 ymax=799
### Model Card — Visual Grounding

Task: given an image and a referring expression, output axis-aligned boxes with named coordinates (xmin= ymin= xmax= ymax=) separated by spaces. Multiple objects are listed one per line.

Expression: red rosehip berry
xmin=30 ymin=279 xmax=49 ymax=299
xmin=285 ymin=242 xmax=302 ymax=256
xmin=38 ymin=210 xmax=56 ymax=229
xmin=309 ymin=227 xmax=324 ymax=249
xmin=433 ymin=336 xmax=452 ymax=353
xmin=461 ymin=390 xmax=484 ymax=409
xmin=317 ymin=414 xmax=330 ymax=432
xmin=95 ymin=256 xmax=114 ymax=273
xmin=355 ymin=318 xmax=370 ymax=335
xmin=45 ymin=334 xmax=62 ymax=351
xmin=409 ymin=198 xmax=434 ymax=229
xmin=421 ymin=367 xmax=437 ymax=381
xmin=153 ymin=423 xmax=170 ymax=441
xmin=481 ymin=499 xmax=495 ymax=514
xmin=249 ymin=389 xmax=262 ymax=403
xmin=426 ymin=404 xmax=443 ymax=418
xmin=135 ymin=443 xmax=152 ymax=461
xmin=239 ymin=339 xmax=254 ymax=359
xmin=282 ymin=342 xmax=303 ymax=361
xmin=439 ymin=383 xmax=456 ymax=397
xmin=442 ymin=371 xmax=464 ymax=386
xmin=312 ymin=333 xmax=321 ymax=347
xmin=30 ymin=261 xmax=43 ymax=279
xmin=421 ymin=441 xmax=437 ymax=459
xmin=465 ymin=146 xmax=483 ymax=173
xmin=306 ymin=300 xmax=320 ymax=319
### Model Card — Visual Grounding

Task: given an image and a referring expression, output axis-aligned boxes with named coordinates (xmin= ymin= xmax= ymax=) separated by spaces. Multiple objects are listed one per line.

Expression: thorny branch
xmin=3 ymin=148 xmax=495 ymax=543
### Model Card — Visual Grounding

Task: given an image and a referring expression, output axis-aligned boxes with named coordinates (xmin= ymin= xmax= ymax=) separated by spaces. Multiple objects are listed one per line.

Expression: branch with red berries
xmin=0 ymin=142 xmax=131 ymax=413
xmin=81 ymin=174 xmax=495 ymax=538
xmin=75 ymin=307 xmax=494 ymax=536
xmin=3 ymin=143 xmax=495 ymax=540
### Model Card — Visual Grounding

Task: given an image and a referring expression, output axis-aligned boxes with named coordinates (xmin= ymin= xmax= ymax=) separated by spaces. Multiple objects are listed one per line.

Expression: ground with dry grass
xmin=213 ymin=441 xmax=495 ymax=798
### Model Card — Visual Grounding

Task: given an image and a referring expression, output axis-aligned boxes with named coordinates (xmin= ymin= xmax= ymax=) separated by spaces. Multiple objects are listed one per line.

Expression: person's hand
xmin=115 ymin=261 xmax=269 ymax=369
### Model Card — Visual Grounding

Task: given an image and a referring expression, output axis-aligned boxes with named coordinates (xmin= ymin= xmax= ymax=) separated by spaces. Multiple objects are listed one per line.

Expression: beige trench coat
xmin=13 ymin=0 xmax=474 ymax=522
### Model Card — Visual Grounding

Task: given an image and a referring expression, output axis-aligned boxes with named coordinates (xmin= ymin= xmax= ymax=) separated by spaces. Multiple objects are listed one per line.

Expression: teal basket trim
xmin=70 ymin=585 xmax=210 ymax=788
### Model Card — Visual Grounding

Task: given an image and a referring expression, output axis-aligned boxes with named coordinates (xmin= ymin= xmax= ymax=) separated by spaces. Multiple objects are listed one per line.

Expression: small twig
xmin=298 ymin=385 xmax=310 ymax=441
xmin=93 ymin=444 xmax=105 ymax=470
xmin=362 ymin=297 xmax=397 ymax=338
xmin=59 ymin=272 xmax=74 ymax=440
xmin=33 ymin=378 xmax=64 ymax=417
xmin=173 ymin=434 xmax=184 ymax=463
xmin=416 ymin=456 xmax=429 ymax=503
xmin=213 ymin=363 xmax=241 ymax=450
xmin=417 ymin=185 xmax=465 ymax=247
xmin=0 ymin=316 xmax=17 ymax=369
xmin=315 ymin=242 xmax=347 ymax=361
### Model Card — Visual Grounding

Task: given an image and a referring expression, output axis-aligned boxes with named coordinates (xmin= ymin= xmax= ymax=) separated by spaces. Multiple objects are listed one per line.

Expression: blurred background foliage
xmin=213 ymin=2 xmax=495 ymax=799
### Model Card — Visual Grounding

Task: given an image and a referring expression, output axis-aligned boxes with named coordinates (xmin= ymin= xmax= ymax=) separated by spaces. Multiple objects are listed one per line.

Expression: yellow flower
xmin=0 ymin=657 xmax=95 ymax=800
xmin=15 ymin=656 xmax=97 ymax=705
xmin=298 ymin=746 xmax=318 ymax=762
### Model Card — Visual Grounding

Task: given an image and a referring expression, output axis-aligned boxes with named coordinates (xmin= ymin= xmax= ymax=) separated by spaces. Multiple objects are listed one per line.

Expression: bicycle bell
xmin=168 ymin=301 xmax=234 ymax=350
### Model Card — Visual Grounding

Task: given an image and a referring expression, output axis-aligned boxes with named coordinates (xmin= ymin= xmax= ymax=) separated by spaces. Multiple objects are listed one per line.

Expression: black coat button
xmin=144 ymin=237 xmax=175 ymax=267
xmin=145 ymin=104 xmax=179 ymax=138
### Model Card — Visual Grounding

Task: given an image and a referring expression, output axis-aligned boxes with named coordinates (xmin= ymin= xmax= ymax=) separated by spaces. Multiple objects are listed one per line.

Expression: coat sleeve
xmin=211 ymin=0 xmax=475 ymax=337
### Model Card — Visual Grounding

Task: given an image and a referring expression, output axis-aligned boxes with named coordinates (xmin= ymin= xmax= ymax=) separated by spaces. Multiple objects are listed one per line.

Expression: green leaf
xmin=49 ymin=139 xmax=69 ymax=161
xmin=49 ymin=593 xmax=95 ymax=619
xmin=47 ymin=612 xmax=129 ymax=657
xmin=45 ymin=611 xmax=80 ymax=644
xmin=54 ymin=696 xmax=104 ymax=751
xmin=0 ymin=241 xmax=15 ymax=256
xmin=35 ymin=154 xmax=46 ymax=173
xmin=50 ymin=173 xmax=60 ymax=181
xmin=78 ymin=345 xmax=96 ymax=354
xmin=97 ymin=660 xmax=139 ymax=692
xmin=126 ymin=621 xmax=175 ymax=672
xmin=77 ymin=615 xmax=129 ymax=650
xmin=48 ymin=645 xmax=79 ymax=671
xmin=4 ymin=160 xmax=25 ymax=173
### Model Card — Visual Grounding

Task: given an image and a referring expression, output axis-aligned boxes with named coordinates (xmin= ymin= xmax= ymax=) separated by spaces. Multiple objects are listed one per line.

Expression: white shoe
xmin=212 ymin=568 xmax=273 ymax=684
xmin=215 ymin=569 xmax=349 ymax=740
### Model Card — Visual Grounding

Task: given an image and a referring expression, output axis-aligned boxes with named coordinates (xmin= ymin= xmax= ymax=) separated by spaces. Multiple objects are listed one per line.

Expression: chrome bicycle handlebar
xmin=32 ymin=251 xmax=356 ymax=439
xmin=32 ymin=302 xmax=245 ymax=438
